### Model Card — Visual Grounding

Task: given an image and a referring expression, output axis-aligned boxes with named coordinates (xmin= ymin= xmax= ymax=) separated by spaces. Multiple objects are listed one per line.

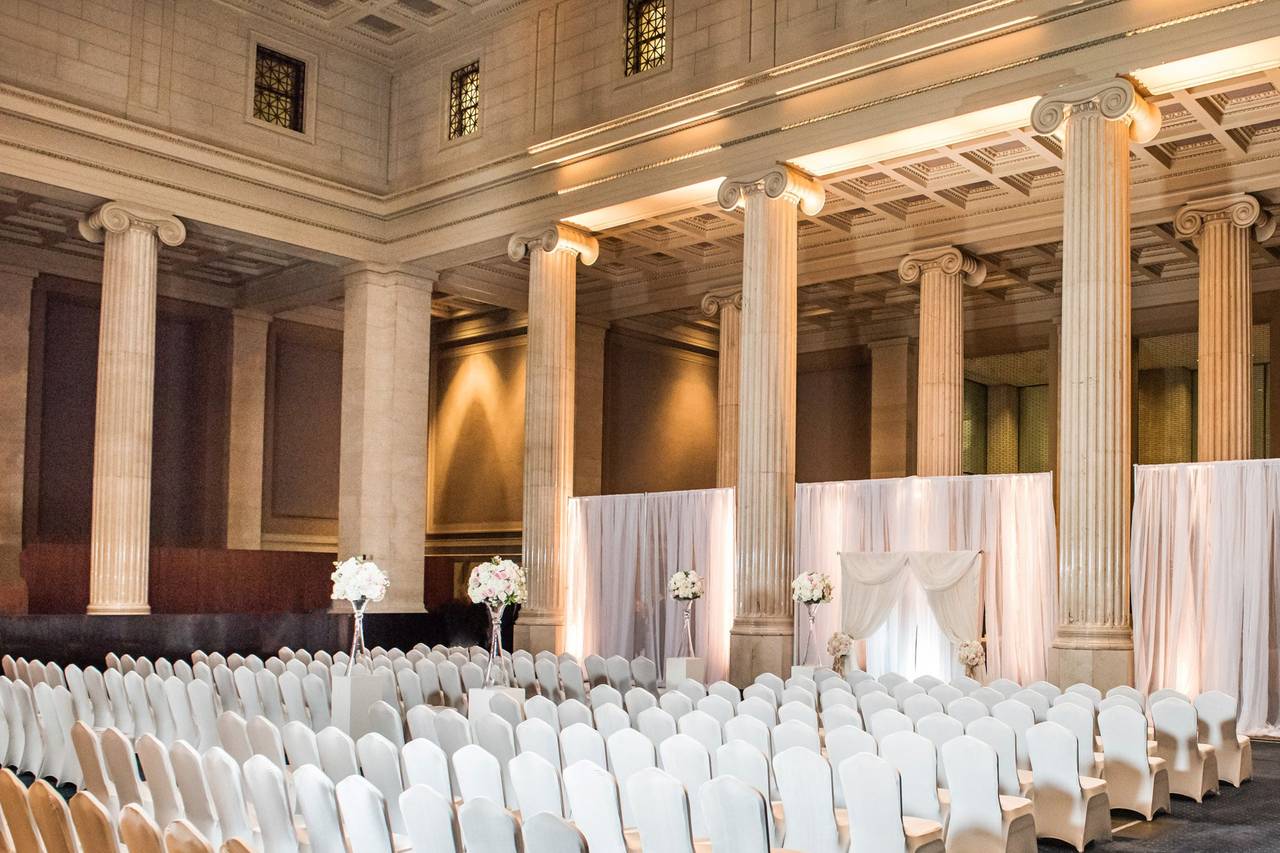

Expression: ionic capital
xmin=699 ymin=289 xmax=743 ymax=318
xmin=78 ymin=201 xmax=186 ymax=247
xmin=1173 ymin=193 xmax=1276 ymax=243
xmin=507 ymin=223 xmax=599 ymax=266
xmin=898 ymin=246 xmax=987 ymax=287
xmin=1031 ymin=77 xmax=1161 ymax=144
xmin=717 ymin=164 xmax=824 ymax=216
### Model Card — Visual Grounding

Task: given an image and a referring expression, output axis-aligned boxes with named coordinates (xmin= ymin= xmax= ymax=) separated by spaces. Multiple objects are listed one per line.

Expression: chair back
xmin=637 ymin=706 xmax=677 ymax=748
xmin=162 ymin=819 xmax=215 ymax=853
xmin=202 ymin=748 xmax=254 ymax=845
xmin=560 ymin=722 xmax=606 ymax=770
xmin=522 ymin=812 xmax=587 ymax=853
xmin=606 ymin=728 xmax=656 ymax=827
xmin=356 ymin=732 xmax=407 ymax=833
xmin=966 ymin=715 xmax=1023 ymax=797
xmin=401 ymin=737 xmax=453 ymax=801
xmin=29 ymin=779 xmax=76 ymax=853
xmin=940 ymin=735 xmax=1005 ymax=849
xmin=702 ymin=775 xmax=771 ymax=853
xmin=1047 ymin=702 xmax=1098 ymax=776
xmin=627 ymin=768 xmax=697 ymax=853
xmin=915 ymin=712 xmax=964 ymax=786
xmin=119 ymin=803 xmax=163 ymax=853
xmin=453 ymin=743 xmax=505 ymax=806
xmin=843 ymin=753 xmax=910 ymax=852
xmin=335 ymin=775 xmax=396 ymax=853
xmin=243 ymin=754 xmax=301 ymax=853
xmin=774 ymin=746 xmax=840 ymax=853
xmin=563 ymin=760 xmax=629 ymax=853
xmin=170 ymin=741 xmax=220 ymax=846
xmin=400 ymin=784 xmax=462 ymax=853
xmin=880 ymin=730 xmax=945 ymax=824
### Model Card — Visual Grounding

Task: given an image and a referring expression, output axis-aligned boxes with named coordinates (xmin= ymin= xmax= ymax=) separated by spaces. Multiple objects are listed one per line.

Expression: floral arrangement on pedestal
xmin=827 ymin=631 xmax=854 ymax=676
xmin=331 ymin=556 xmax=389 ymax=668
xmin=669 ymin=570 xmax=703 ymax=658
xmin=792 ymin=571 xmax=833 ymax=665
xmin=957 ymin=639 xmax=986 ymax=678
xmin=468 ymin=556 xmax=528 ymax=685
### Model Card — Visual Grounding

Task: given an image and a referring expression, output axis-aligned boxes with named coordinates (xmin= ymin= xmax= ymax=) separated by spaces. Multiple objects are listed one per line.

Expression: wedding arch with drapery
xmin=1131 ymin=460 xmax=1280 ymax=735
xmin=794 ymin=473 xmax=1057 ymax=683
xmin=564 ymin=488 xmax=735 ymax=682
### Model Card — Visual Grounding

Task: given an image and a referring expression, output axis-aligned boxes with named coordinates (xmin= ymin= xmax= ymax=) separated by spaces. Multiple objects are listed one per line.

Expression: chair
xmin=826 ymin=725 xmax=877 ymax=809
xmin=1105 ymin=685 xmax=1145 ymax=709
xmin=708 ymin=681 xmax=740 ymax=709
xmin=859 ymin=690 xmax=897 ymax=722
xmin=892 ymin=682 xmax=926 ymax=707
xmin=1066 ymin=684 xmax=1104 ymax=708
xmin=840 ymin=753 xmax=945 ymax=853
xmin=967 ymin=716 xmax=1034 ymax=799
xmin=560 ymin=661 xmax=589 ymax=705
xmin=1097 ymin=705 xmax=1169 ymax=820
xmin=1194 ymin=690 xmax=1252 ymax=786
xmin=215 ymin=713 xmax=252 ymax=766
xmin=605 ymin=656 xmax=633 ymax=692
xmin=820 ymin=688 xmax=858 ymax=712
xmin=717 ymin=737 xmax=784 ymax=843
xmin=742 ymin=683 xmax=778 ymax=709
xmin=988 ymin=678 xmax=1020 ymax=697
xmin=335 ymin=775 xmax=396 ymax=853
xmin=367 ymin=701 xmax=405 ymax=750
xmin=754 ymin=673 xmax=784 ymax=705
xmin=659 ymin=734 xmax=712 ymax=837
xmin=515 ymin=717 xmax=563 ymax=782
xmin=1099 ymin=694 xmax=1144 ymax=716
xmin=171 ymin=741 xmax=221 ymax=846
xmin=595 ymin=703 xmax=631 ymax=742
xmin=1047 ymin=703 xmax=1101 ymax=777
xmin=869 ymin=708 xmax=914 ymax=742
xmin=902 ymin=694 xmax=944 ymax=724
xmin=525 ymin=695 xmax=559 ymax=729
xmin=854 ymin=680 xmax=889 ymax=701
xmin=70 ymin=723 xmax=116 ymax=820
xmin=69 ymin=792 xmax=116 ymax=853
xmin=30 ymin=778 xmax=78 ymax=853
xmin=1026 ymin=721 xmax=1110 ymax=851
xmin=291 ymin=765 xmax=345 ymax=853
xmin=400 ymin=784 xmax=462 ymax=853
xmin=778 ymin=700 xmax=819 ymax=729
xmin=638 ymin=706 xmax=678 ymax=750
xmin=631 ymin=657 xmax=659 ymax=696
xmin=438 ymin=662 xmax=467 ymax=712
xmin=823 ymin=705 xmax=863 ymax=732
xmin=624 ymin=687 xmax=657 ymax=726
xmin=940 ymin=736 xmax=1036 ymax=853
xmin=510 ymin=751 xmax=565 ymax=820
xmin=563 ymin=759 xmax=636 ymax=853
xmin=316 ymin=726 xmax=360 ymax=783
xmin=606 ymin=728 xmax=656 ymax=828
xmin=434 ymin=709 xmax=473 ymax=790
xmin=584 ymin=655 xmax=609 ymax=688
xmin=772 ymin=718 xmax=820 ymax=754
xmin=137 ymin=734 xmax=185 ymax=829
xmin=880 ymin=730 xmax=947 ymax=827
xmin=724 ymin=714 xmax=773 ymax=765
xmin=535 ymin=659 xmax=563 ymax=702
xmin=626 ymin=767 xmax=698 ymax=853
xmin=915 ymin=712 xmax=964 ymax=787
xmin=523 ymin=812 xmax=588 ymax=853
xmin=702 ymin=774 xmax=774 ymax=852
xmin=100 ymin=726 xmax=146 ymax=811
xmin=697 ymin=694 xmax=735 ymax=726
xmin=402 ymin=737 xmax=453 ymax=801
xmin=969 ymin=687 xmax=1005 ymax=712
xmin=247 ymin=716 xmax=289 ymax=776
xmin=557 ymin=699 xmax=593 ymax=730
xmin=781 ymin=686 xmax=816 ymax=708
xmin=773 ymin=746 xmax=846 ymax=853
xmin=992 ymin=699 xmax=1035 ymax=770
xmin=678 ymin=709 xmax=723 ymax=764
xmin=356 ymin=732 xmax=407 ymax=833
xmin=120 ymin=803 xmax=164 ymax=853
xmin=1151 ymin=697 xmax=1219 ymax=802
xmin=202 ymin=748 xmax=254 ymax=846
xmin=0 ymin=770 xmax=37 ymax=853
xmin=737 ymin=696 xmax=778 ymax=728
xmin=675 ymin=679 xmax=708 ymax=703
xmin=1011 ymin=689 xmax=1050 ymax=723
xmin=244 ymin=755 xmax=301 ymax=853
xmin=928 ymin=684 xmax=964 ymax=708
xmin=453 ymin=742 xmax=506 ymax=806
xmin=879 ymin=673 xmax=908 ymax=690
xmin=475 ymin=713 xmax=520 ymax=808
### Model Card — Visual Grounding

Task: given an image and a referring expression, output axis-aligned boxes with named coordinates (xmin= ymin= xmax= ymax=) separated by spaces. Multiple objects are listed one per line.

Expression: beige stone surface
xmin=869 ymin=338 xmax=916 ymax=479
xmin=226 ymin=310 xmax=269 ymax=550
xmin=0 ymin=266 xmax=36 ymax=613
xmin=701 ymin=291 xmax=741 ymax=488
xmin=337 ymin=264 xmax=434 ymax=613
xmin=573 ymin=321 xmax=606 ymax=497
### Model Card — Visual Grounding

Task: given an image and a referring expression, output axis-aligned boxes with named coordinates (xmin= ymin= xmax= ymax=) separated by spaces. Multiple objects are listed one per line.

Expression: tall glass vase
xmin=798 ymin=602 xmax=821 ymax=666
xmin=348 ymin=597 xmax=370 ymax=670
xmin=676 ymin=600 xmax=696 ymax=658
xmin=484 ymin=603 xmax=506 ymax=686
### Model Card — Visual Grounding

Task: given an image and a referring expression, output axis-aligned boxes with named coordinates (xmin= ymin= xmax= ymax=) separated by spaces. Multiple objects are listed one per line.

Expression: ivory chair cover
xmin=637 ymin=707 xmax=677 ymax=750
xmin=243 ymin=755 xmax=300 ymax=853
xmin=560 ymin=723 xmax=606 ymax=770
xmin=1150 ymin=698 xmax=1219 ymax=802
xmin=1046 ymin=704 xmax=1102 ymax=778
xmin=293 ymin=766 xmax=346 ymax=853
xmin=335 ymin=775 xmax=396 ymax=853
xmin=826 ymin=726 xmax=877 ymax=810
xmin=1097 ymin=706 xmax=1170 ymax=821
xmin=702 ymin=775 xmax=775 ymax=853
xmin=400 ymin=784 xmax=462 ymax=853
xmin=606 ymin=729 xmax=656 ymax=827
xmin=316 ymin=727 xmax=360 ymax=784
xmin=1194 ymin=691 xmax=1252 ymax=786
xmin=659 ymin=734 xmax=713 ymax=837
xmin=716 ymin=739 xmax=785 ymax=845
xmin=840 ymin=753 xmax=945 ymax=853
xmin=626 ymin=768 xmax=705 ymax=853
xmin=202 ymin=748 xmax=254 ymax=846
xmin=523 ymin=812 xmax=588 ymax=853
xmin=453 ymin=743 xmax=506 ymax=806
xmin=510 ymin=752 xmax=565 ymax=820
xmin=939 ymin=736 xmax=1036 ymax=853
xmin=1025 ymin=722 xmax=1110 ymax=851
xmin=563 ymin=760 xmax=639 ymax=853
xmin=879 ymin=731 xmax=948 ymax=828
xmin=966 ymin=717 xmax=1034 ymax=799
xmin=948 ymin=697 xmax=990 ymax=729
xmin=774 ymin=747 xmax=848 ymax=853
xmin=915 ymin=713 xmax=963 ymax=787
xmin=356 ymin=733 xmax=408 ymax=833
xmin=119 ymin=803 xmax=164 ymax=853
xmin=171 ymin=741 xmax=221 ymax=846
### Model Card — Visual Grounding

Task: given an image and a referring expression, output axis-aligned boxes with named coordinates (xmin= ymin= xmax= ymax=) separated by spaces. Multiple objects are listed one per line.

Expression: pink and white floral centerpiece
xmin=792 ymin=571 xmax=833 ymax=666
xmin=669 ymin=570 xmax=703 ymax=657
xmin=331 ymin=555 xmax=388 ymax=667
xmin=468 ymin=556 xmax=528 ymax=685
xmin=827 ymin=631 xmax=854 ymax=676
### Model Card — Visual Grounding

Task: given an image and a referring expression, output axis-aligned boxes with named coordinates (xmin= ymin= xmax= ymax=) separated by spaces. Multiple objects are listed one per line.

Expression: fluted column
xmin=701 ymin=291 xmax=742 ymax=488
xmin=1175 ymin=194 xmax=1274 ymax=461
xmin=901 ymin=247 xmax=985 ymax=477
xmin=78 ymin=202 xmax=187 ymax=615
xmin=1032 ymin=78 xmax=1160 ymax=689
xmin=718 ymin=165 xmax=824 ymax=684
xmin=226 ymin=310 xmax=270 ymax=550
xmin=0 ymin=266 xmax=37 ymax=614
xmin=509 ymin=224 xmax=599 ymax=654
xmin=338 ymin=264 xmax=435 ymax=613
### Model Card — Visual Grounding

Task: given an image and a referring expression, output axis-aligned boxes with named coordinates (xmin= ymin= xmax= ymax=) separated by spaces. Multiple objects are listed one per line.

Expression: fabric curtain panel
xmin=909 ymin=550 xmax=982 ymax=647
xmin=566 ymin=488 xmax=735 ymax=683
xmin=795 ymin=473 xmax=1056 ymax=683
xmin=837 ymin=552 xmax=912 ymax=639
xmin=1132 ymin=461 xmax=1280 ymax=735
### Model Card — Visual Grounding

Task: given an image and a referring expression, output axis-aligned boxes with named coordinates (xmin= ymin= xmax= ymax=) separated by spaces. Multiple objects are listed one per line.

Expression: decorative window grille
xmin=625 ymin=0 xmax=667 ymax=76
xmin=449 ymin=61 xmax=481 ymax=139
xmin=252 ymin=45 xmax=306 ymax=132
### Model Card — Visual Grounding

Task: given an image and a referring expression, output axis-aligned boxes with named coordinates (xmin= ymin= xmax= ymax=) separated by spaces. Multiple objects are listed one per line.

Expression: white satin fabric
xmin=565 ymin=488 xmax=735 ymax=683
xmin=1131 ymin=460 xmax=1280 ymax=735
xmin=795 ymin=473 xmax=1055 ymax=683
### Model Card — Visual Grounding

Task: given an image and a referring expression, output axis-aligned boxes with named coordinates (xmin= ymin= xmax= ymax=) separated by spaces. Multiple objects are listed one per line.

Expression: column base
xmin=1051 ymin=645 xmax=1133 ymax=692
xmin=513 ymin=620 xmax=564 ymax=655
xmin=87 ymin=603 xmax=151 ymax=616
xmin=729 ymin=624 xmax=794 ymax=687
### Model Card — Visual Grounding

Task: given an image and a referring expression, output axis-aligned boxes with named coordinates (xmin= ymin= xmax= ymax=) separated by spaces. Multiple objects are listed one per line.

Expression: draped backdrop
xmin=565 ymin=488 xmax=735 ymax=682
xmin=795 ymin=473 xmax=1056 ymax=683
xmin=1132 ymin=461 xmax=1280 ymax=735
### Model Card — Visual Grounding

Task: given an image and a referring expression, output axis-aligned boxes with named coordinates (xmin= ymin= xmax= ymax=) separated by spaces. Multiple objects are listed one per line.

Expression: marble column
xmin=869 ymin=337 xmax=917 ymax=478
xmin=226 ymin=310 xmax=270 ymax=550
xmin=701 ymin=290 xmax=742 ymax=488
xmin=1032 ymin=78 xmax=1160 ymax=689
xmin=574 ymin=321 xmax=607 ymax=497
xmin=0 ymin=266 xmax=36 ymax=613
xmin=718 ymin=165 xmax=824 ymax=684
xmin=900 ymin=247 xmax=985 ymax=477
xmin=508 ymin=224 xmax=599 ymax=654
xmin=78 ymin=201 xmax=187 ymax=615
xmin=1174 ymin=194 xmax=1274 ymax=461
xmin=337 ymin=264 xmax=434 ymax=613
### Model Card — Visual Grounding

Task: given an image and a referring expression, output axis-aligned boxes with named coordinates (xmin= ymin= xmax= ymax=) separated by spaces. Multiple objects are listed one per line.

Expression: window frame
xmin=447 ymin=60 xmax=482 ymax=141
xmin=624 ymin=0 xmax=669 ymax=78
xmin=243 ymin=33 xmax=318 ymax=143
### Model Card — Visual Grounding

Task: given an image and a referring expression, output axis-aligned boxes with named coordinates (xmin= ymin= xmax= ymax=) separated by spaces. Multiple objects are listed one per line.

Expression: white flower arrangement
xmin=957 ymin=639 xmax=986 ymax=668
xmin=827 ymin=631 xmax=853 ymax=659
xmin=330 ymin=556 xmax=389 ymax=603
xmin=669 ymin=570 xmax=704 ymax=601
xmin=468 ymin=556 xmax=528 ymax=608
xmin=792 ymin=571 xmax=833 ymax=605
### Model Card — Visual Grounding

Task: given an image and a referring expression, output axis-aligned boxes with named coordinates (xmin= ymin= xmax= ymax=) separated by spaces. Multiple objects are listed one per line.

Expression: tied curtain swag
xmin=838 ymin=550 xmax=983 ymax=677
xmin=1131 ymin=460 xmax=1280 ymax=735
xmin=565 ymin=488 xmax=735 ymax=683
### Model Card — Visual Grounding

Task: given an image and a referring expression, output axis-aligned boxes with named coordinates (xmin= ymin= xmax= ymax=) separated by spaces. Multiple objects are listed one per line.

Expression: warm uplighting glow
xmin=562 ymin=177 xmax=725 ymax=231
xmin=789 ymin=97 xmax=1039 ymax=177
xmin=1132 ymin=36 xmax=1280 ymax=95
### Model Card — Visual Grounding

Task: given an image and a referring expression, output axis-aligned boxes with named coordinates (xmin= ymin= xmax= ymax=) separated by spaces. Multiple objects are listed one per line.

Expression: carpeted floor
xmin=1039 ymin=739 xmax=1280 ymax=851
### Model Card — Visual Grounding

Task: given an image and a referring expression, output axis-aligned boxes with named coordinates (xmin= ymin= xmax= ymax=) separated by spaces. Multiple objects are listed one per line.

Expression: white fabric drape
xmin=912 ymin=550 xmax=983 ymax=646
xmin=796 ymin=473 xmax=1056 ymax=683
xmin=1132 ymin=460 xmax=1280 ymax=735
xmin=566 ymin=488 xmax=735 ymax=682
xmin=837 ymin=553 xmax=912 ymax=639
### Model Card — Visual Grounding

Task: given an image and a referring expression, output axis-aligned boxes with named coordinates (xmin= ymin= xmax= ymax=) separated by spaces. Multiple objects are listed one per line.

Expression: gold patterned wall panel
xmin=1135 ymin=368 xmax=1194 ymax=465
xmin=1018 ymin=385 xmax=1051 ymax=473
xmin=962 ymin=380 xmax=987 ymax=475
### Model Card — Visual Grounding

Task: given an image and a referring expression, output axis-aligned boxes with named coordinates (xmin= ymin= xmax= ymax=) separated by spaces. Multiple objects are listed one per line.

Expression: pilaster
xmin=869 ymin=337 xmax=917 ymax=479
xmin=0 ymin=266 xmax=37 ymax=614
xmin=226 ymin=310 xmax=270 ymax=550
xmin=701 ymin=290 xmax=742 ymax=488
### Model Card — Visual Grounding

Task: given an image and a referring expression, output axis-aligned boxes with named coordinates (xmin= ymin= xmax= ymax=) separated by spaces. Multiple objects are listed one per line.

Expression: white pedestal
xmin=468 ymin=686 xmax=525 ymax=723
xmin=790 ymin=665 xmax=816 ymax=681
xmin=330 ymin=673 xmax=383 ymax=741
xmin=666 ymin=657 xmax=706 ymax=685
